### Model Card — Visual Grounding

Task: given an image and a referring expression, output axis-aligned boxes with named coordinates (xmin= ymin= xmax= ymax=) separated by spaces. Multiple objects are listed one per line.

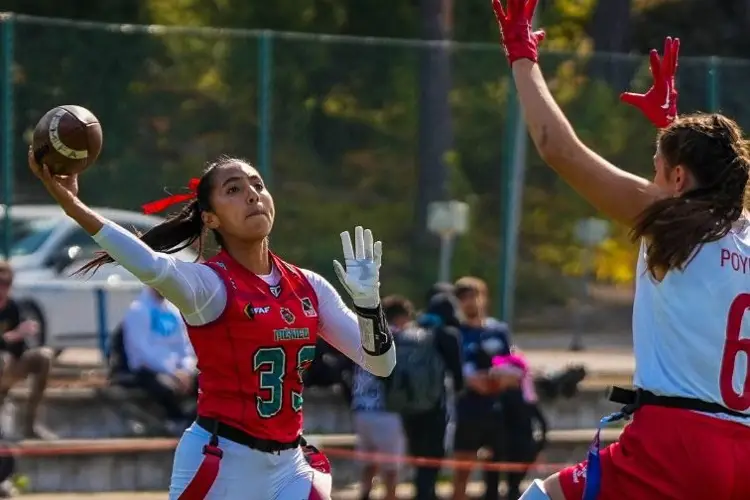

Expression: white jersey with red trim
xmin=632 ymin=218 xmax=750 ymax=424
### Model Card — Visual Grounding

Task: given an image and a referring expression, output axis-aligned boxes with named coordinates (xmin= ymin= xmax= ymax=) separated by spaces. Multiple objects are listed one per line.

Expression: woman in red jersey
xmin=28 ymin=152 xmax=396 ymax=500
xmin=492 ymin=1 xmax=750 ymax=500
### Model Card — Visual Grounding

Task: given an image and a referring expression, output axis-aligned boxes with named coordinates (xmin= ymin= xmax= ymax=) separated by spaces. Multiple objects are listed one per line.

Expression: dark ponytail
xmin=74 ymin=155 xmax=242 ymax=276
xmin=74 ymin=200 xmax=205 ymax=276
xmin=631 ymin=113 xmax=749 ymax=277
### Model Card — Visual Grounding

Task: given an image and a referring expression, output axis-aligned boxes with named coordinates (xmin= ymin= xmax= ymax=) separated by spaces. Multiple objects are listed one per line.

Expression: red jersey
xmin=188 ymin=250 xmax=319 ymax=442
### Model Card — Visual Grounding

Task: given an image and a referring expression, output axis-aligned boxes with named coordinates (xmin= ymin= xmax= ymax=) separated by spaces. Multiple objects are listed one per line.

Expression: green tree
xmin=6 ymin=0 xmax=719 ymax=316
xmin=6 ymin=1 xmax=167 ymax=206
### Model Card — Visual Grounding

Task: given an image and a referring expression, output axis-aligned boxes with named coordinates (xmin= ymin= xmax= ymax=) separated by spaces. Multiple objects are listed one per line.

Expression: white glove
xmin=333 ymin=226 xmax=382 ymax=309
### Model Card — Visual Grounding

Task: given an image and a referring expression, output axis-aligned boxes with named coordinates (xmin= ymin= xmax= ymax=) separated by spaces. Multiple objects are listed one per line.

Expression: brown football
xmin=32 ymin=105 xmax=103 ymax=175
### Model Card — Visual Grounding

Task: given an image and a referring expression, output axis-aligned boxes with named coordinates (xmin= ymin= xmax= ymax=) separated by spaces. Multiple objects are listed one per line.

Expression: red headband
xmin=142 ymin=178 xmax=201 ymax=215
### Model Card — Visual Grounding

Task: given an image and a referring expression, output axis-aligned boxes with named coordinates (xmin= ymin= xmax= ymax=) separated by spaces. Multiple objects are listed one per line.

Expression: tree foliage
xmin=5 ymin=0 xmax=732 ymax=316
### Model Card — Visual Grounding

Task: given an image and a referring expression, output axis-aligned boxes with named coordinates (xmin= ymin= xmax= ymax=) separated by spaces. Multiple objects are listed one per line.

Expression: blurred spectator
xmin=303 ymin=338 xmax=354 ymax=404
xmin=425 ymin=282 xmax=461 ymax=453
xmin=394 ymin=291 xmax=463 ymax=500
xmin=0 ymin=261 xmax=55 ymax=440
xmin=351 ymin=295 xmax=411 ymax=500
xmin=490 ymin=354 xmax=548 ymax=500
xmin=425 ymin=282 xmax=454 ymax=305
xmin=122 ymin=287 xmax=197 ymax=435
xmin=451 ymin=276 xmax=517 ymax=500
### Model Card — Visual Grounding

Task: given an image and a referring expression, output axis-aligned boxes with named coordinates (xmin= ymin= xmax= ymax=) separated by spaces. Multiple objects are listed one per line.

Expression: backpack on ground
xmin=384 ymin=325 xmax=445 ymax=415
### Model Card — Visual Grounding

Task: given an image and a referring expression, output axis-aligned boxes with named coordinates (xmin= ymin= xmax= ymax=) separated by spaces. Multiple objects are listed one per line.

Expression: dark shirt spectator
xmin=457 ymin=319 xmax=512 ymax=413
xmin=0 ymin=298 xmax=28 ymax=359
xmin=352 ymin=295 xmax=412 ymax=500
xmin=400 ymin=291 xmax=463 ymax=500
xmin=0 ymin=261 xmax=54 ymax=439
xmin=452 ymin=276 xmax=519 ymax=500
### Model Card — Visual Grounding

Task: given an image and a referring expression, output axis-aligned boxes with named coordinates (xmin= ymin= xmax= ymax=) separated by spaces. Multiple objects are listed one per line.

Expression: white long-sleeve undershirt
xmin=92 ymin=221 xmax=395 ymax=377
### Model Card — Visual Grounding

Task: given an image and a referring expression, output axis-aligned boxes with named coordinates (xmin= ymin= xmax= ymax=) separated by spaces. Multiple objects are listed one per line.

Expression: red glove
xmin=620 ymin=37 xmax=680 ymax=128
xmin=492 ymin=0 xmax=546 ymax=64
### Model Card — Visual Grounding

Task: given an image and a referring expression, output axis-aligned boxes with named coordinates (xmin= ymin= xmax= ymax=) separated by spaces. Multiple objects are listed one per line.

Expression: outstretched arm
xmin=493 ymin=0 xmax=675 ymax=226
xmin=90 ymin=222 xmax=225 ymax=325
xmin=511 ymin=59 xmax=663 ymax=225
xmin=27 ymin=149 xmax=226 ymax=325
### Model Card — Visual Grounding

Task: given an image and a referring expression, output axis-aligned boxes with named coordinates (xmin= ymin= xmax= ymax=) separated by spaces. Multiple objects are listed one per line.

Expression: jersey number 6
xmin=719 ymin=293 xmax=750 ymax=412
xmin=253 ymin=345 xmax=316 ymax=418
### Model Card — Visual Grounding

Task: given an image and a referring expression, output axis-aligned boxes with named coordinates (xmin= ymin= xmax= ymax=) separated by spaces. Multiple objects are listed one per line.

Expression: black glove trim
xmin=353 ymin=304 xmax=393 ymax=356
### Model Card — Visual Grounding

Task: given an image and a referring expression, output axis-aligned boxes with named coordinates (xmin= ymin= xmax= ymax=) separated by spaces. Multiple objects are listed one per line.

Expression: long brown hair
xmin=631 ymin=113 xmax=750 ymax=277
xmin=75 ymin=156 xmax=242 ymax=276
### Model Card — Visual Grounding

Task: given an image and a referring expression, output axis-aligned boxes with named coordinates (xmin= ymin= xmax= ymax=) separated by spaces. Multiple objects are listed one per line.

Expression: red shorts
xmin=559 ymin=406 xmax=750 ymax=500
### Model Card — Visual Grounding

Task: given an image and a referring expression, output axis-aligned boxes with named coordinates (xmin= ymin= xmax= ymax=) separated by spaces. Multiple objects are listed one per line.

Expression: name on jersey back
xmin=721 ymin=248 xmax=750 ymax=274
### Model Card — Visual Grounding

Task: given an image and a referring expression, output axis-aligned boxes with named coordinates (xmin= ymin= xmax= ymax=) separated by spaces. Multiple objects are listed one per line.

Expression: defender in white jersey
xmin=491 ymin=1 xmax=750 ymax=499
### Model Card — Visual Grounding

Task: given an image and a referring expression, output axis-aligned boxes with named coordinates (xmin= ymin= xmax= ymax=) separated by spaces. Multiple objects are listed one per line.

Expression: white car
xmin=0 ymin=204 xmax=198 ymax=352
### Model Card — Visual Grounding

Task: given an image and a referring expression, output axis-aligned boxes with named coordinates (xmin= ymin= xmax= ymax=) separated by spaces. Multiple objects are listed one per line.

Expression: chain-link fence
xmin=1 ymin=14 xmax=745 ymax=327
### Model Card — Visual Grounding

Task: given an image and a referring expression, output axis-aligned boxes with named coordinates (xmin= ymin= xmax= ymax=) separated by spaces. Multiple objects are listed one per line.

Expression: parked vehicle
xmin=0 ymin=204 xmax=198 ymax=352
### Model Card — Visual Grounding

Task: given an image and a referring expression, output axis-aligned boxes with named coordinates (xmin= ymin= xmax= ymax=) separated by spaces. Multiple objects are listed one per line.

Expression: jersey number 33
xmin=253 ymin=345 xmax=316 ymax=418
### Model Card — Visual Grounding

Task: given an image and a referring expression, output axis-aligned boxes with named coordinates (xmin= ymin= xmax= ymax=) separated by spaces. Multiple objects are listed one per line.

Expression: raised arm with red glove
xmin=489 ymin=10 xmax=681 ymax=499
xmin=620 ymin=37 xmax=681 ymax=128
xmin=490 ymin=0 xmax=667 ymax=227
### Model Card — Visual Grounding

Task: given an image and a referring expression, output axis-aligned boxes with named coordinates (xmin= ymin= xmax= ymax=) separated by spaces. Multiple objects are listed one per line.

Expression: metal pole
xmin=0 ymin=14 xmax=14 ymax=259
xmin=257 ymin=30 xmax=273 ymax=183
xmin=498 ymin=11 xmax=535 ymax=326
xmin=499 ymin=97 xmax=528 ymax=326
xmin=96 ymin=288 xmax=109 ymax=358
xmin=569 ymin=247 xmax=591 ymax=351
xmin=438 ymin=233 xmax=454 ymax=283
xmin=498 ymin=86 xmax=518 ymax=322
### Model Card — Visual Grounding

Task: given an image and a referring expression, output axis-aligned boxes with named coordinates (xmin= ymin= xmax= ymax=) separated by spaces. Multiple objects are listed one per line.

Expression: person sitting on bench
xmin=122 ymin=286 xmax=197 ymax=435
xmin=0 ymin=261 xmax=55 ymax=440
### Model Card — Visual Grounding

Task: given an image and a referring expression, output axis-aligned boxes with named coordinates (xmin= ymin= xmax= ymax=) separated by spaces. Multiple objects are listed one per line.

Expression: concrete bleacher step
xmin=13 ymin=430 xmax=622 ymax=493
xmin=3 ymin=383 xmax=624 ymax=440
xmin=2 ymin=387 xmax=168 ymax=440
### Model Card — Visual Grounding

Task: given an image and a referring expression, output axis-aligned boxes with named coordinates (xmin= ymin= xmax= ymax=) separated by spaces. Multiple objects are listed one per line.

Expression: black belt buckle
xmin=607 ymin=386 xmax=641 ymax=416
xmin=258 ymin=437 xmax=282 ymax=454
xmin=607 ymin=385 xmax=636 ymax=405
xmin=262 ymin=435 xmax=302 ymax=455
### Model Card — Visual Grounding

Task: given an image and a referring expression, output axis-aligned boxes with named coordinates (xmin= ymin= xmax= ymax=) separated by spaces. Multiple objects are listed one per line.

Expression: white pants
xmin=169 ymin=423 xmax=332 ymax=499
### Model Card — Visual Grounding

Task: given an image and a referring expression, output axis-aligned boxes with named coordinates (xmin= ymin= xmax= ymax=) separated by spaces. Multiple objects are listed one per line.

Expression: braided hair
xmin=631 ymin=113 xmax=750 ymax=277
